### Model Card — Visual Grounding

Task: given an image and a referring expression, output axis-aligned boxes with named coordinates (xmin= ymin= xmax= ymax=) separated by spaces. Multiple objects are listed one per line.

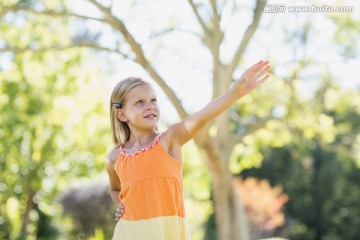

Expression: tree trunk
xmin=20 ymin=189 xmax=36 ymax=240
xmin=195 ymin=133 xmax=250 ymax=240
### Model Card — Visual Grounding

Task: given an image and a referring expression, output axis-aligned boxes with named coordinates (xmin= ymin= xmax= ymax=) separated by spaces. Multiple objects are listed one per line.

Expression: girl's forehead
xmin=126 ymin=84 xmax=156 ymax=99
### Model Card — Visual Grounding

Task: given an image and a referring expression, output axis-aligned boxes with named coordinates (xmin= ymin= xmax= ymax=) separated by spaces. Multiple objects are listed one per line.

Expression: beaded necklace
xmin=119 ymin=133 xmax=161 ymax=157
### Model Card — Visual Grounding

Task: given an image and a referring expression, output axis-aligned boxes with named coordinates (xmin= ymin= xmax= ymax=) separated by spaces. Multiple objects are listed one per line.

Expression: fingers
xmin=250 ymin=60 xmax=264 ymax=70
xmin=246 ymin=62 xmax=269 ymax=82
xmin=256 ymin=74 xmax=270 ymax=85
xmin=256 ymin=61 xmax=270 ymax=74
xmin=246 ymin=61 xmax=270 ymax=83
xmin=256 ymin=64 xmax=271 ymax=79
xmin=250 ymin=60 xmax=269 ymax=73
xmin=114 ymin=202 xmax=125 ymax=222
xmin=114 ymin=211 xmax=123 ymax=222
xmin=236 ymin=60 xmax=271 ymax=95
xmin=115 ymin=212 xmax=122 ymax=221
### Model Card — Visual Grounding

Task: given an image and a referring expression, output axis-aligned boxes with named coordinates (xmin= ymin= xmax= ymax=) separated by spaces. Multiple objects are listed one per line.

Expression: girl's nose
xmin=146 ymin=101 xmax=156 ymax=109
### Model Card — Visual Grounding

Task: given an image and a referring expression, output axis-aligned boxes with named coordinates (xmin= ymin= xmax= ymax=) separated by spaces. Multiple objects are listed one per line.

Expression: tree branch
xmin=149 ymin=27 xmax=202 ymax=40
xmin=210 ymin=0 xmax=221 ymax=30
xmin=226 ymin=0 xmax=265 ymax=79
xmin=149 ymin=28 xmax=176 ymax=39
xmin=87 ymin=0 xmax=111 ymax=13
xmin=209 ymin=0 xmax=222 ymax=60
xmin=0 ymin=42 xmax=130 ymax=59
xmin=230 ymin=116 xmax=277 ymax=145
xmin=187 ymin=0 xmax=211 ymax=36
xmin=2 ymin=1 xmax=188 ymax=119
xmin=87 ymin=0 xmax=188 ymax=119
xmin=1 ymin=5 xmax=104 ymax=22
xmin=208 ymin=0 xmax=225 ymax=98
xmin=110 ymin=0 xmax=114 ymax=11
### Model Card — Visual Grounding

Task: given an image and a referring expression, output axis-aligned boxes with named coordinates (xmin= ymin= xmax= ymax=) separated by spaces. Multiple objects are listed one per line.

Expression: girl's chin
xmin=143 ymin=122 xmax=159 ymax=129
xmin=144 ymin=118 xmax=159 ymax=124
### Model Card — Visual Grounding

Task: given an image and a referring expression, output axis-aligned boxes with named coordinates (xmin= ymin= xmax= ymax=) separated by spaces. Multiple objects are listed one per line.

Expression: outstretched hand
xmin=233 ymin=60 xmax=270 ymax=97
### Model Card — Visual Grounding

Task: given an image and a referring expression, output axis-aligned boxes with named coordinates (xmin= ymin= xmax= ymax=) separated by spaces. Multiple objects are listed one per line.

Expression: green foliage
xmin=0 ymin=5 xmax=110 ymax=239
xmin=229 ymin=75 xmax=293 ymax=173
xmin=239 ymin=83 xmax=360 ymax=239
xmin=36 ymin=207 xmax=60 ymax=239
xmin=330 ymin=14 xmax=360 ymax=59
xmin=182 ymin=142 xmax=213 ymax=239
xmin=1 ymin=1 xmax=359 ymax=240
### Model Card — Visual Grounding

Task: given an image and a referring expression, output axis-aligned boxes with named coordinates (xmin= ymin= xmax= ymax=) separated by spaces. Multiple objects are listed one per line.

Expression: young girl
xmin=106 ymin=60 xmax=270 ymax=239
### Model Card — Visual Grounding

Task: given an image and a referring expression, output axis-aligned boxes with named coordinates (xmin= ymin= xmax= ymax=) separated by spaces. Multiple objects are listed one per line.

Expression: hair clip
xmin=111 ymin=102 xmax=122 ymax=109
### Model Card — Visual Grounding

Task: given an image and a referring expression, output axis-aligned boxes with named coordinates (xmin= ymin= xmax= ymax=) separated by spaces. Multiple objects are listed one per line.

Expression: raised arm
xmin=168 ymin=60 xmax=270 ymax=146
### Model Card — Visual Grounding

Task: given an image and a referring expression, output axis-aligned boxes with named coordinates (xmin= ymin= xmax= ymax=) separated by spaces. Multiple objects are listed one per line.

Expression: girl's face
xmin=118 ymin=84 xmax=160 ymax=131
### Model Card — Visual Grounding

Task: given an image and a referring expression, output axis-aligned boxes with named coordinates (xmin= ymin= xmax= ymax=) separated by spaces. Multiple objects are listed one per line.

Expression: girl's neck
xmin=125 ymin=130 xmax=158 ymax=148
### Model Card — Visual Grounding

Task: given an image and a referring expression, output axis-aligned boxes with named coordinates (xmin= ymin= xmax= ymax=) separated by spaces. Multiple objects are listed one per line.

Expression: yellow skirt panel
xmin=113 ymin=215 xmax=190 ymax=240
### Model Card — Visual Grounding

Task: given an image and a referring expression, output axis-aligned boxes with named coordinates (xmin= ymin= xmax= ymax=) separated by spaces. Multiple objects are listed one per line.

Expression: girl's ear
xmin=116 ymin=109 xmax=128 ymax=122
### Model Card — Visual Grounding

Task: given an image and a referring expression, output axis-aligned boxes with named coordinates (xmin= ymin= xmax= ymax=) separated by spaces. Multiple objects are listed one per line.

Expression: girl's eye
xmin=136 ymin=100 xmax=143 ymax=105
xmin=151 ymin=98 xmax=157 ymax=103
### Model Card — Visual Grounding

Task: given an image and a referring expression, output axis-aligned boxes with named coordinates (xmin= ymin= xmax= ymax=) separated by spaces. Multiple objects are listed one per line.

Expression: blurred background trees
xmin=240 ymin=80 xmax=360 ymax=239
xmin=0 ymin=0 xmax=359 ymax=239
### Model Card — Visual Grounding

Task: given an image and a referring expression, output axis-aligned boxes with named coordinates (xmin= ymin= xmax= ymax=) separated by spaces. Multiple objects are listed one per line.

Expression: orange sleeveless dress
xmin=113 ymin=134 xmax=190 ymax=240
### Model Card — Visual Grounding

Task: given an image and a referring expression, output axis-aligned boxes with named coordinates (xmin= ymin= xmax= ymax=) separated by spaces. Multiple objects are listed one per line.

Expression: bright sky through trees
xmin=66 ymin=0 xmax=360 ymax=123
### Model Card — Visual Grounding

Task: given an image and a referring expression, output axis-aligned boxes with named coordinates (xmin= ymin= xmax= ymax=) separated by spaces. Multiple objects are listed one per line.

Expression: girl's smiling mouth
xmin=144 ymin=114 xmax=157 ymax=119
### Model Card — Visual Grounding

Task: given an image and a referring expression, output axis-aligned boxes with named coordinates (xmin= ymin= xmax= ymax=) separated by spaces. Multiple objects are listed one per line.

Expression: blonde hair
xmin=110 ymin=77 xmax=149 ymax=145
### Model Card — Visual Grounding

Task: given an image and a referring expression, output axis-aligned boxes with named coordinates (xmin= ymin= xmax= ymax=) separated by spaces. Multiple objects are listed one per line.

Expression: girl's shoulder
xmin=106 ymin=146 xmax=121 ymax=165
xmin=159 ymin=130 xmax=173 ymax=150
xmin=160 ymin=129 xmax=183 ymax=161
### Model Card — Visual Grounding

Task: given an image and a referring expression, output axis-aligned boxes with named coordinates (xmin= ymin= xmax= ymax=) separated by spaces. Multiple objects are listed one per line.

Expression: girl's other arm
xmin=106 ymin=148 xmax=125 ymax=221
xmin=169 ymin=60 xmax=270 ymax=146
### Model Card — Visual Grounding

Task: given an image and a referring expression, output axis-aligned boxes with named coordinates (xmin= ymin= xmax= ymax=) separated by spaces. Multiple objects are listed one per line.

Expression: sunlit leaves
xmin=0 ymin=4 xmax=111 ymax=238
xmin=330 ymin=14 xmax=360 ymax=59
